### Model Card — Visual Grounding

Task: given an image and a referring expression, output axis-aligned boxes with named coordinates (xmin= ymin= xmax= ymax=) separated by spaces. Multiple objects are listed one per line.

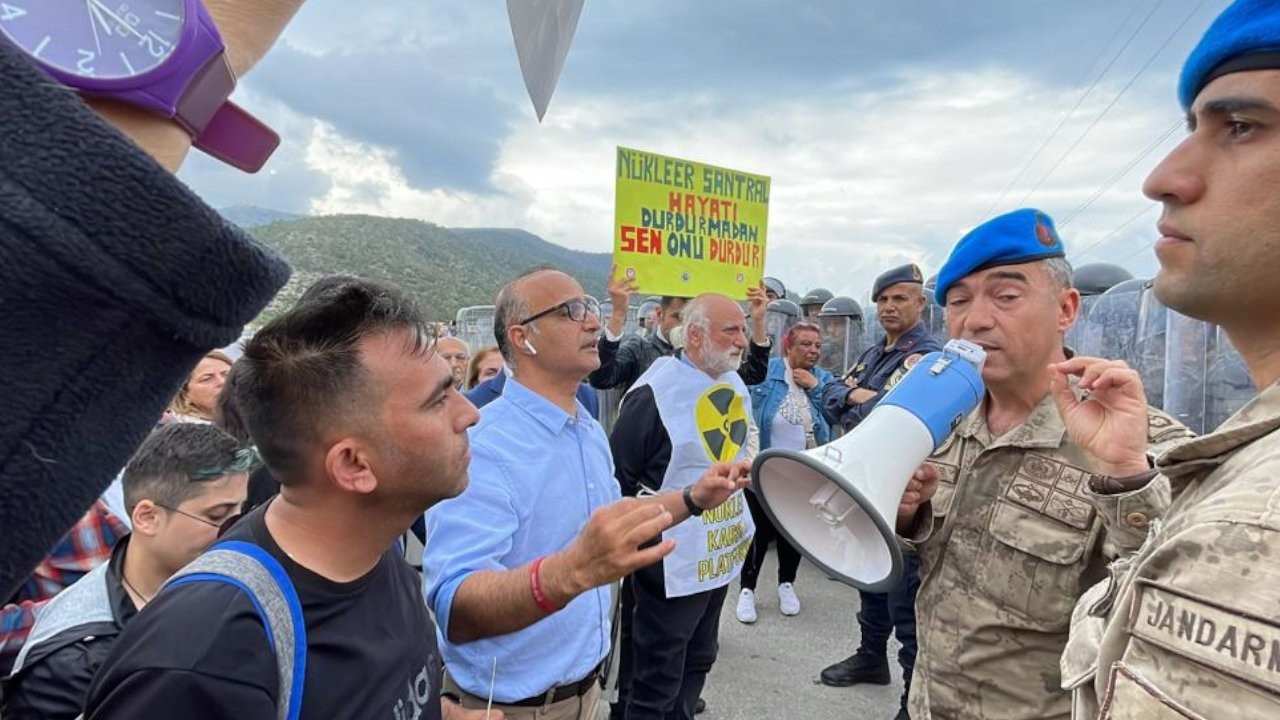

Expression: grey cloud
xmin=244 ymin=42 xmax=518 ymax=192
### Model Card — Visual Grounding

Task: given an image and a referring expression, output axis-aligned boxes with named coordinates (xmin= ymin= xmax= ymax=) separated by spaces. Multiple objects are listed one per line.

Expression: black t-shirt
xmin=83 ymin=506 xmax=441 ymax=720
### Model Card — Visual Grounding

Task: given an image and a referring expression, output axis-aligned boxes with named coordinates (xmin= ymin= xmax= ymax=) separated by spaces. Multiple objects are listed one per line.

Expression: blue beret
xmin=872 ymin=263 xmax=924 ymax=300
xmin=935 ymin=209 xmax=1065 ymax=304
xmin=1179 ymin=0 xmax=1280 ymax=110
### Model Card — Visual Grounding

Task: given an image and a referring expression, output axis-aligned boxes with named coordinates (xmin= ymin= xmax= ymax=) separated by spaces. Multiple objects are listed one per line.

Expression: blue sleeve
xmin=820 ymin=379 xmax=850 ymax=421
xmin=422 ymin=446 xmax=522 ymax=642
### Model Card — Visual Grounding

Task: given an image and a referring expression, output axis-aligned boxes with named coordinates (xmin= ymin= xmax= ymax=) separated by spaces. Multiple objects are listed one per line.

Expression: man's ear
xmin=324 ymin=438 xmax=379 ymax=495
xmin=131 ymin=499 xmax=162 ymax=537
xmin=1058 ymin=287 xmax=1082 ymax=334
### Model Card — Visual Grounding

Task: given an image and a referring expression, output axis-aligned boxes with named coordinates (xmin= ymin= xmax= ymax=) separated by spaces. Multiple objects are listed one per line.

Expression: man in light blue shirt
xmin=425 ymin=268 xmax=750 ymax=720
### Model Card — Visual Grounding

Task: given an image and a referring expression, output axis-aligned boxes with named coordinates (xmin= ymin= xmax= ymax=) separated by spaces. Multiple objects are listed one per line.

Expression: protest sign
xmin=614 ymin=147 xmax=769 ymax=298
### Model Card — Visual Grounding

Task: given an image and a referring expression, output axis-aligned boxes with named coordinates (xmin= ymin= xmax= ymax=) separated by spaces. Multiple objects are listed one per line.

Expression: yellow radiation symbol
xmin=695 ymin=384 xmax=748 ymax=462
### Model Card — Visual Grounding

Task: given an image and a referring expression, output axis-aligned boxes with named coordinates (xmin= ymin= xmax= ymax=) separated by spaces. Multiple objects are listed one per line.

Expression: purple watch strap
xmin=177 ymin=55 xmax=279 ymax=173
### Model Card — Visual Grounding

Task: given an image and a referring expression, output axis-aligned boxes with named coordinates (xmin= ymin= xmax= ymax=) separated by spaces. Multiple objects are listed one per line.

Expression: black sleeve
xmin=737 ymin=340 xmax=771 ymax=386
xmin=3 ymin=638 xmax=113 ymax=720
xmin=609 ymin=386 xmax=671 ymax=497
xmin=588 ymin=336 xmax=624 ymax=389
xmin=84 ymin=583 xmax=279 ymax=720
xmin=589 ymin=336 xmax=642 ymax=390
xmin=0 ymin=45 xmax=290 ymax=600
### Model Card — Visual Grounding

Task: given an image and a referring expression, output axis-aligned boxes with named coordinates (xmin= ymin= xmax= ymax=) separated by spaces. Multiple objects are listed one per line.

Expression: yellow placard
xmin=614 ymin=147 xmax=769 ymax=299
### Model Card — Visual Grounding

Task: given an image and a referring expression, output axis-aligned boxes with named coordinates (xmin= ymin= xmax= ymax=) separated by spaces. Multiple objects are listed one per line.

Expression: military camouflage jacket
xmin=903 ymin=393 xmax=1189 ymax=720
xmin=1065 ymin=381 xmax=1280 ymax=719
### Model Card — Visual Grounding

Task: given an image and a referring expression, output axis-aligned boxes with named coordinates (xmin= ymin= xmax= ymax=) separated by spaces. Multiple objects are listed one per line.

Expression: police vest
xmin=629 ymin=356 xmax=756 ymax=598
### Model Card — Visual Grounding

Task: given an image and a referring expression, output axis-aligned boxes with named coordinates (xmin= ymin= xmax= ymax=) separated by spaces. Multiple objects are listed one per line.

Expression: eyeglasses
xmin=155 ymin=503 xmax=226 ymax=529
xmin=517 ymin=296 xmax=601 ymax=326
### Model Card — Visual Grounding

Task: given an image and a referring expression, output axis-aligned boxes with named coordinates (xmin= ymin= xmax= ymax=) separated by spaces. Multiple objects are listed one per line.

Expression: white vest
xmin=628 ymin=356 xmax=756 ymax=598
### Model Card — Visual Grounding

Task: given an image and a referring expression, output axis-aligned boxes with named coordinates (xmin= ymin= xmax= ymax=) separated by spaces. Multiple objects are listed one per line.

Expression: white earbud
xmin=523 ymin=339 xmax=538 ymax=356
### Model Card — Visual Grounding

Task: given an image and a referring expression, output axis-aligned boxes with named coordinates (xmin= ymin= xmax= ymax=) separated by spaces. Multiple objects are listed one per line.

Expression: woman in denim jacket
xmin=737 ymin=322 xmax=837 ymax=623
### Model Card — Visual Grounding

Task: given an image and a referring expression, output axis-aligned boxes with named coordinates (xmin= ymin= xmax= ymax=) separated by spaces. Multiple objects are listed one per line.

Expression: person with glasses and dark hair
xmin=4 ymin=423 xmax=251 ymax=719
xmin=736 ymin=321 xmax=835 ymax=624
xmin=426 ymin=269 xmax=748 ymax=720
xmin=464 ymin=269 xmax=601 ymax=418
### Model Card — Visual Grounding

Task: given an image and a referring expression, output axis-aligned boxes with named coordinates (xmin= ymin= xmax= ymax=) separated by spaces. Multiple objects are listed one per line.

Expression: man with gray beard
xmin=611 ymin=293 xmax=757 ymax=720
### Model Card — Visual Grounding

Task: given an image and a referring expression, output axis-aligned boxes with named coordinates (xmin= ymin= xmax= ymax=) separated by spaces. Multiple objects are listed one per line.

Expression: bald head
xmin=494 ymin=267 xmax=601 ymax=379
xmin=684 ymin=293 xmax=749 ymax=376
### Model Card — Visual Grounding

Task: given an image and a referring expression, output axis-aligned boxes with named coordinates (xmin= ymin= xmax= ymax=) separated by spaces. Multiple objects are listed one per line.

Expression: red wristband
xmin=530 ymin=556 xmax=560 ymax=614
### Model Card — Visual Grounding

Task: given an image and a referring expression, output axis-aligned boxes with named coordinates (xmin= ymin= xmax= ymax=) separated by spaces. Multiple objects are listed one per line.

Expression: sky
xmin=181 ymin=0 xmax=1232 ymax=302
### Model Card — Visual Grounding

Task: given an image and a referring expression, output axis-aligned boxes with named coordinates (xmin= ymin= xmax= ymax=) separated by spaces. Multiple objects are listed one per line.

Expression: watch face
xmin=0 ymin=1 xmax=186 ymax=80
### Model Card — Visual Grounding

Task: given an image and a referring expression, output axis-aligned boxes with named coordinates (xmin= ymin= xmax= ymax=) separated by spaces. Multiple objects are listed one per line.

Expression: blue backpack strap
xmin=164 ymin=540 xmax=306 ymax=720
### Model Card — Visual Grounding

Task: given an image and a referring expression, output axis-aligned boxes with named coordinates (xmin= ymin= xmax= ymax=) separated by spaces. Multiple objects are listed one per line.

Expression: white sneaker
xmin=778 ymin=583 xmax=800 ymax=616
xmin=736 ymin=588 xmax=757 ymax=623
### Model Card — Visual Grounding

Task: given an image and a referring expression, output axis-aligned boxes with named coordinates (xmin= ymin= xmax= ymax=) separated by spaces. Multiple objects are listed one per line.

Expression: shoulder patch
xmin=1007 ymin=453 xmax=1096 ymax=530
xmin=1128 ymin=580 xmax=1280 ymax=695
xmin=1147 ymin=408 xmax=1193 ymax=446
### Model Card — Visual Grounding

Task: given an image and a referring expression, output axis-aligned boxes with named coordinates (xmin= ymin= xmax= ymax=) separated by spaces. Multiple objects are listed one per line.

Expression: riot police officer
xmin=817 ymin=263 xmax=941 ymax=719
xmin=816 ymin=296 xmax=865 ymax=378
xmin=800 ymin=288 xmax=834 ymax=321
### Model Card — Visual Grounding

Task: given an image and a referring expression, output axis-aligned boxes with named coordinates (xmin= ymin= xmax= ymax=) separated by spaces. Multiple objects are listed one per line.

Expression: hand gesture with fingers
xmin=689 ymin=461 xmax=753 ymax=512
xmin=1049 ymin=357 xmax=1151 ymax=477
xmin=559 ymin=498 xmax=677 ymax=593
xmin=607 ymin=263 xmax=639 ymax=308
xmin=792 ymin=368 xmax=819 ymax=390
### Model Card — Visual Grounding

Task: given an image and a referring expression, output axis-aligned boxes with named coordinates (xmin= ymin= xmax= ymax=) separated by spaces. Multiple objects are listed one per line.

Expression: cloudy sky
xmin=182 ymin=0 xmax=1229 ymax=301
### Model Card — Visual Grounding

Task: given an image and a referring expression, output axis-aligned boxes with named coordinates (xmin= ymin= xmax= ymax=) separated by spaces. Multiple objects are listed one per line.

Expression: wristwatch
xmin=682 ymin=486 xmax=704 ymax=516
xmin=0 ymin=0 xmax=278 ymax=172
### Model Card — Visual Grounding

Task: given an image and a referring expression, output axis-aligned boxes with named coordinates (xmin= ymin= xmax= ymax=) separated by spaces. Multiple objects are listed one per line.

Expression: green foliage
xmin=246 ymin=215 xmax=611 ymax=325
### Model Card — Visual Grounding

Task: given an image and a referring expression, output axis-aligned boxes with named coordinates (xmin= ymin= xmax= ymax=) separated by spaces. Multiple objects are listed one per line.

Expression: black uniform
xmin=818 ymin=320 xmax=941 ymax=707
xmin=821 ymin=322 xmax=942 ymax=430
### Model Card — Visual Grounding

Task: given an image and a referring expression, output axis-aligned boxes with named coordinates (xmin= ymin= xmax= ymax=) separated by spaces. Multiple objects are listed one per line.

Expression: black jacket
xmin=3 ymin=538 xmax=136 ymax=719
xmin=0 ymin=43 xmax=289 ymax=601
xmin=588 ymin=331 xmax=770 ymax=393
xmin=609 ymin=384 xmax=670 ymax=497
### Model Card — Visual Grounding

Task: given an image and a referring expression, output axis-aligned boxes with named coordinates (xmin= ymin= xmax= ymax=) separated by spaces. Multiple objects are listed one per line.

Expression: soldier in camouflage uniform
xmin=1052 ymin=2 xmax=1280 ymax=717
xmin=897 ymin=209 xmax=1191 ymax=720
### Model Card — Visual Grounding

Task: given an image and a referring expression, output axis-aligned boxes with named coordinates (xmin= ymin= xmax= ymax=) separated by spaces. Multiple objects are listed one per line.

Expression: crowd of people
xmin=3 ymin=1 xmax=1280 ymax=719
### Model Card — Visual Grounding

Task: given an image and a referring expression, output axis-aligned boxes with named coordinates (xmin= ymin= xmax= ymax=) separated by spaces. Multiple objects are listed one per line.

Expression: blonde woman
xmin=465 ymin=345 xmax=504 ymax=390
xmin=165 ymin=350 xmax=233 ymax=423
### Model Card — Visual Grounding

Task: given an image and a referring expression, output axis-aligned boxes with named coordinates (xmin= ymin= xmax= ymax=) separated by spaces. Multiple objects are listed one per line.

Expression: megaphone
xmin=751 ymin=339 xmax=986 ymax=592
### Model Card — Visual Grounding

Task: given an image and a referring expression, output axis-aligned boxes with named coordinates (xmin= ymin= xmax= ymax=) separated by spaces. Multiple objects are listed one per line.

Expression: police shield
xmin=1132 ymin=285 xmax=1169 ymax=410
xmin=764 ymin=299 xmax=802 ymax=358
xmin=1078 ymin=278 xmax=1147 ymax=362
xmin=454 ymin=305 xmax=497 ymax=352
xmin=861 ymin=302 xmax=885 ymax=351
xmin=1067 ymin=263 xmax=1133 ymax=351
xmin=634 ymin=297 xmax=661 ymax=337
xmin=1161 ymin=310 xmax=1212 ymax=433
xmin=1205 ymin=327 xmax=1254 ymax=432
xmin=1159 ymin=313 xmax=1255 ymax=435
xmin=922 ymin=287 xmax=947 ymax=345
xmin=817 ymin=297 xmax=865 ymax=376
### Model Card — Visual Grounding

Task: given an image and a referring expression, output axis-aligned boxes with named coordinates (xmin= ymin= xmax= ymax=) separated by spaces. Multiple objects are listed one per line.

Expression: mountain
xmin=220 ymin=205 xmax=305 ymax=228
xmin=246 ymin=214 xmax=612 ymax=324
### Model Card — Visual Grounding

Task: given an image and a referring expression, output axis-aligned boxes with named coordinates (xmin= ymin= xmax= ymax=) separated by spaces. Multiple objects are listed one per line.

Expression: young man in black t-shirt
xmin=84 ymin=278 xmax=497 ymax=720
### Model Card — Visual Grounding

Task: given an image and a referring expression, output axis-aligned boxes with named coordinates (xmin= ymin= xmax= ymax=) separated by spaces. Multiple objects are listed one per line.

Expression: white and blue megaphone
xmin=751 ymin=339 xmax=986 ymax=592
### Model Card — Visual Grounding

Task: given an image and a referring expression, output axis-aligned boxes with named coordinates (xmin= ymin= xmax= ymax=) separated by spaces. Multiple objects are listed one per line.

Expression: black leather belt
xmin=505 ymin=662 xmax=603 ymax=707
